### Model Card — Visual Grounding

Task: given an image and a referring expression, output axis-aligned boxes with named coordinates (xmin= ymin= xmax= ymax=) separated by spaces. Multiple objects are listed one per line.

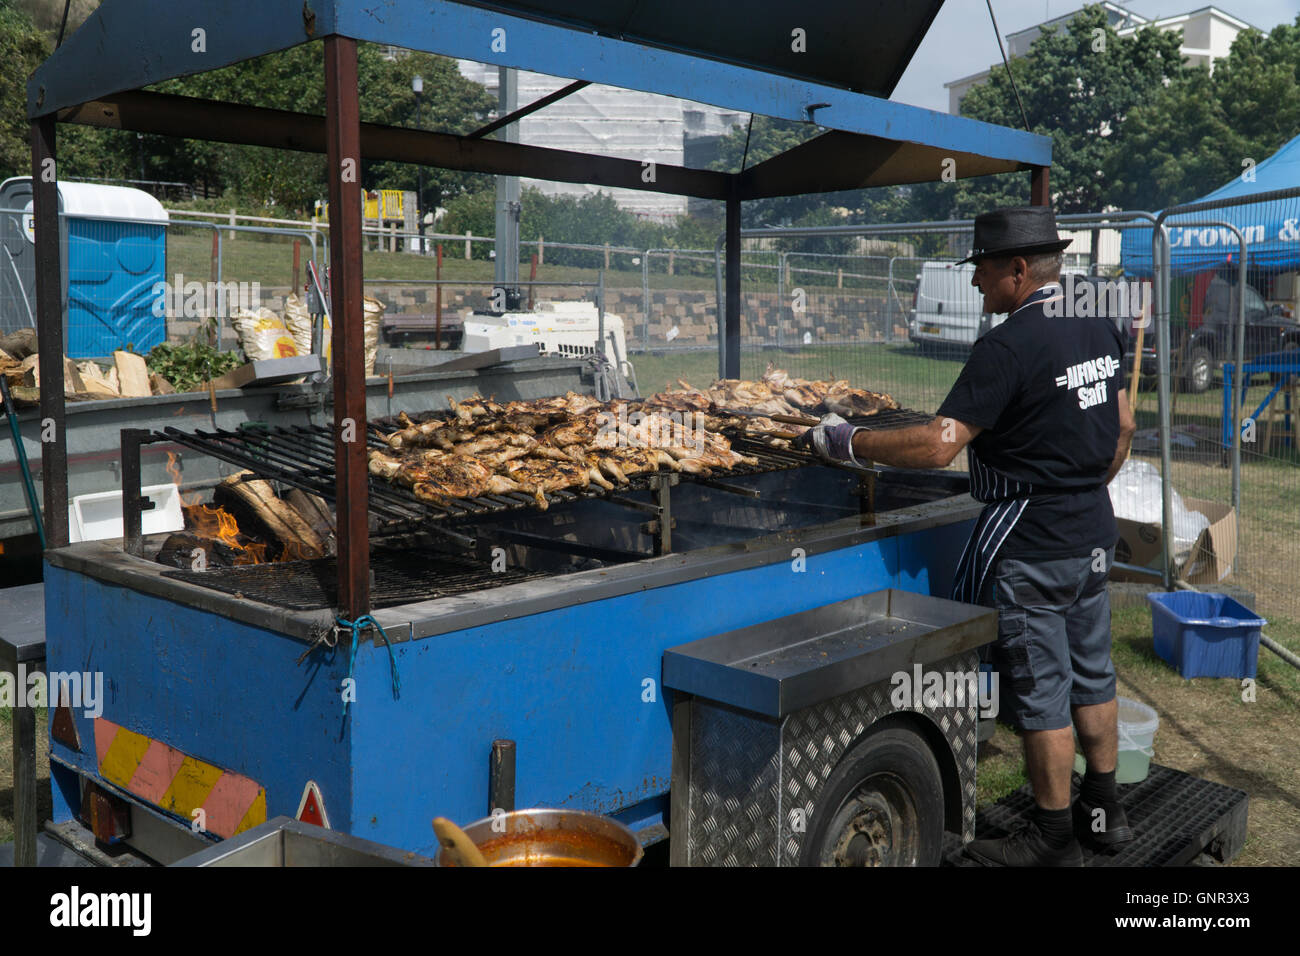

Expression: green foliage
xmin=42 ymin=38 xmax=493 ymax=213
xmin=0 ymin=1 xmax=50 ymax=181
xmin=442 ymin=185 xmax=722 ymax=271
xmin=146 ymin=342 xmax=242 ymax=393
xmin=953 ymin=4 xmax=1187 ymax=219
xmin=1108 ymin=16 xmax=1300 ymax=209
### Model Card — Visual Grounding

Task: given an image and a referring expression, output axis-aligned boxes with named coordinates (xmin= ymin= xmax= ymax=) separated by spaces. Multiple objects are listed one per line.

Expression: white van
xmin=908 ymin=261 xmax=1093 ymax=350
xmin=907 ymin=261 xmax=996 ymax=350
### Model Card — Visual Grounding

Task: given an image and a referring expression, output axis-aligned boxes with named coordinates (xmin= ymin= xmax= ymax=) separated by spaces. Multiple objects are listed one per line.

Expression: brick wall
xmin=168 ymin=284 xmax=901 ymax=348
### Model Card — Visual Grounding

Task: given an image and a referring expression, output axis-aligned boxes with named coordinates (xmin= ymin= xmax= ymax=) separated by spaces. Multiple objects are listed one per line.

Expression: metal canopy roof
xmin=424 ymin=0 xmax=945 ymax=97
xmin=28 ymin=0 xmax=1051 ymax=199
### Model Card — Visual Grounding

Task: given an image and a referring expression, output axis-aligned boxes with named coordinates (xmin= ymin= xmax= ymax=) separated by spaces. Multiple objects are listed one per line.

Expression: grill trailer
xmin=42 ymin=467 xmax=987 ymax=865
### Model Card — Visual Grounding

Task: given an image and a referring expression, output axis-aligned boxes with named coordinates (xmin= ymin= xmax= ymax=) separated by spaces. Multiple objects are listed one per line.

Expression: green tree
xmin=1109 ymin=17 xmax=1300 ymax=209
xmin=0 ymin=0 xmax=50 ymax=181
xmin=46 ymin=35 xmax=494 ymax=212
xmin=951 ymin=3 xmax=1187 ymax=225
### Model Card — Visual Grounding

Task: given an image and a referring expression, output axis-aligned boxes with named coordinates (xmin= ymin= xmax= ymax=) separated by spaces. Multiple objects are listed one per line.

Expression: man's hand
xmin=793 ymin=413 xmax=861 ymax=464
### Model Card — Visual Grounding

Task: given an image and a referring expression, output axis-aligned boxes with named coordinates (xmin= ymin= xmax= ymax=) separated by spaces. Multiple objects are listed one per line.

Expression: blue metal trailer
xmin=42 ymin=468 xmax=981 ymax=862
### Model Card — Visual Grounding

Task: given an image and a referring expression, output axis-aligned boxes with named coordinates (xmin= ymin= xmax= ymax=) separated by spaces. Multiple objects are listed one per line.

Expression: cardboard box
xmin=1112 ymin=498 xmax=1237 ymax=586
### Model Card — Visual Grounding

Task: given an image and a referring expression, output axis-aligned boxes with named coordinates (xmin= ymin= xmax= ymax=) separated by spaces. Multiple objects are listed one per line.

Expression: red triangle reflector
xmin=296 ymin=780 xmax=330 ymax=829
xmin=51 ymin=688 xmax=81 ymax=751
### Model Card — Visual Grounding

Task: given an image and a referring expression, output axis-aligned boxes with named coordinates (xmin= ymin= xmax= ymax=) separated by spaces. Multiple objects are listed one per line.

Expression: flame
xmin=165 ymin=451 xmax=203 ymax=506
xmin=183 ymin=504 xmax=270 ymax=565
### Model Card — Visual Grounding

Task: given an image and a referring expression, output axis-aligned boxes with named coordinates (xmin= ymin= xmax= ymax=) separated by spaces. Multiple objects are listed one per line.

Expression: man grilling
xmin=798 ymin=206 xmax=1137 ymax=867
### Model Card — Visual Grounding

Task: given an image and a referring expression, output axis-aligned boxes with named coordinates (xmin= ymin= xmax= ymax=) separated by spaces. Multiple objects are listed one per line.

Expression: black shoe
xmin=964 ymin=819 xmax=1084 ymax=867
xmin=1073 ymin=796 xmax=1135 ymax=847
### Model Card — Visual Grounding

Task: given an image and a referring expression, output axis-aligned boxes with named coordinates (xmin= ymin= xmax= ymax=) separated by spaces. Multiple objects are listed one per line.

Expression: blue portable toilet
xmin=0 ymin=178 xmax=169 ymax=358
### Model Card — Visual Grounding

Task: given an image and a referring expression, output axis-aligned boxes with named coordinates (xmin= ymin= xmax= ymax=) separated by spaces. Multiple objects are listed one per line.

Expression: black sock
xmin=1034 ymin=806 xmax=1074 ymax=848
xmin=1080 ymin=767 xmax=1118 ymax=806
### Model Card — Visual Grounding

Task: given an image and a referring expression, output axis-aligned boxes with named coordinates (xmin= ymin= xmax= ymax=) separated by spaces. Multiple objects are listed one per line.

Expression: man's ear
xmin=1012 ymin=255 xmax=1029 ymax=280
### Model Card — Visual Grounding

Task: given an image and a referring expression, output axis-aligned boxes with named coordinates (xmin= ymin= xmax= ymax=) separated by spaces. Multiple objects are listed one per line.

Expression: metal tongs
xmin=716 ymin=408 xmax=881 ymax=475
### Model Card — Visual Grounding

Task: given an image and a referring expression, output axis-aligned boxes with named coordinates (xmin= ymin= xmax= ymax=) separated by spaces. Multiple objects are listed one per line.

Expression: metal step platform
xmin=945 ymin=765 xmax=1249 ymax=866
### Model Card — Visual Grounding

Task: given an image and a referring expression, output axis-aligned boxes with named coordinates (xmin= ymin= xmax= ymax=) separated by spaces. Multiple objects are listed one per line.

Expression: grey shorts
xmin=986 ymin=548 xmax=1117 ymax=731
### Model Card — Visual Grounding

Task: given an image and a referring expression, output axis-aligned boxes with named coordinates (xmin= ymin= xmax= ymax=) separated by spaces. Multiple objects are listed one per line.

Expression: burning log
xmin=284 ymin=489 xmax=336 ymax=555
xmin=215 ymin=471 xmax=327 ymax=560
xmin=155 ymin=530 xmax=259 ymax=570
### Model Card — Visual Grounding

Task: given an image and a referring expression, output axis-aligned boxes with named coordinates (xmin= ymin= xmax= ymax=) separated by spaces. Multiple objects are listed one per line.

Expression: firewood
xmin=149 ymin=372 xmax=176 ymax=395
xmin=77 ymin=360 xmax=106 ymax=382
xmin=0 ymin=328 xmax=36 ymax=360
xmin=64 ymin=357 xmax=85 ymax=395
xmin=20 ymin=354 xmax=38 ymax=388
xmin=285 ymin=488 xmax=336 ymax=535
xmin=113 ymin=351 xmax=151 ymax=397
xmin=216 ymin=470 xmax=326 ymax=559
xmin=81 ymin=379 xmax=121 ymax=399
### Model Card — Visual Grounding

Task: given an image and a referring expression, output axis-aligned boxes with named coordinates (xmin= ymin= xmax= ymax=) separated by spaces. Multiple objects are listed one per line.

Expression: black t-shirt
xmin=936 ymin=283 xmax=1126 ymax=559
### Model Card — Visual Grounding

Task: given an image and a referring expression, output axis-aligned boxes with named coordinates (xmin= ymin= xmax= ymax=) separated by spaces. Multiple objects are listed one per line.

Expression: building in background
xmin=456 ymin=62 xmax=744 ymax=219
xmin=944 ymin=4 xmax=1259 ymax=115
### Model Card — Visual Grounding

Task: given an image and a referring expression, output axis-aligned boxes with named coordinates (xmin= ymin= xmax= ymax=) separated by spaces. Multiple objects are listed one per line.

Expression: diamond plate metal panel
xmin=683 ymin=650 xmax=980 ymax=866
xmin=686 ymin=700 xmax=781 ymax=866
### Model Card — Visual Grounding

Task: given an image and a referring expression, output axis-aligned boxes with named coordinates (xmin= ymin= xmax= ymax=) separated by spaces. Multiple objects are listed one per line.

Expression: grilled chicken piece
xmin=603 ymin=447 xmax=674 ymax=477
xmin=552 ymin=446 xmax=618 ymax=489
xmin=372 ymin=448 xmax=524 ymax=500
xmin=645 ymin=386 xmax=714 ymax=415
xmin=447 ymin=395 xmax=507 ymax=424
xmin=417 ymin=457 xmax=524 ymax=500
xmin=782 ymin=384 xmax=824 ymax=409
xmin=385 ymin=414 xmax=479 ymax=450
xmin=505 ymin=457 xmax=593 ymax=510
xmin=544 ymin=417 xmax=603 ymax=449
xmin=823 ymin=382 xmax=899 ymax=417
xmin=368 ymin=449 xmax=406 ymax=481
xmin=706 ymin=379 xmax=802 ymax=418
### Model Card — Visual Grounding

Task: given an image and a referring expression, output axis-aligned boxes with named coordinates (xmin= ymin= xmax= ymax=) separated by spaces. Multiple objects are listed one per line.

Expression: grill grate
xmin=162 ymin=549 xmax=545 ymax=611
xmin=158 ymin=406 xmax=933 ymax=534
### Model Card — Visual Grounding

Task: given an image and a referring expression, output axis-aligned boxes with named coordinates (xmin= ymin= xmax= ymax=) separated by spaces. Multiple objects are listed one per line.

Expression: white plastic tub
xmin=1073 ymin=696 xmax=1160 ymax=784
xmin=69 ymin=484 xmax=185 ymax=543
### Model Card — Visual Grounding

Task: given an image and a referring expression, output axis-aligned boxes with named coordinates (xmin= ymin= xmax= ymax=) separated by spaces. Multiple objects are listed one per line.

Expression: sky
xmin=893 ymin=0 xmax=1300 ymax=113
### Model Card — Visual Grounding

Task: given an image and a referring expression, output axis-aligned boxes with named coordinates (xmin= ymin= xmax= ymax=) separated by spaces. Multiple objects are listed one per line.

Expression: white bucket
xmin=1072 ymin=696 xmax=1160 ymax=784
xmin=1115 ymin=696 xmax=1159 ymax=784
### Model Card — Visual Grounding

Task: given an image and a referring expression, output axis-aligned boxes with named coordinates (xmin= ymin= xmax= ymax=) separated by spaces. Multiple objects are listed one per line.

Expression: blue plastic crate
xmin=1146 ymin=592 xmax=1266 ymax=679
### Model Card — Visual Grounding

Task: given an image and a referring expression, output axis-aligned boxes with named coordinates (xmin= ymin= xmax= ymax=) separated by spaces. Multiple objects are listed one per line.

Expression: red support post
xmin=1030 ymin=166 xmax=1050 ymax=207
xmin=32 ymin=116 xmax=68 ymax=549
xmin=324 ymin=36 xmax=369 ymax=618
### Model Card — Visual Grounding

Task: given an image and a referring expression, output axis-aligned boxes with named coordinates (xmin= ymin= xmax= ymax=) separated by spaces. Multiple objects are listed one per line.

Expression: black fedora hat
xmin=958 ymin=206 xmax=1072 ymax=264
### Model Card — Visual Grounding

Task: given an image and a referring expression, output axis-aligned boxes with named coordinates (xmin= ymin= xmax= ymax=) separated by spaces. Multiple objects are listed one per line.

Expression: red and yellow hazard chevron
xmin=93 ymin=718 xmax=266 ymax=839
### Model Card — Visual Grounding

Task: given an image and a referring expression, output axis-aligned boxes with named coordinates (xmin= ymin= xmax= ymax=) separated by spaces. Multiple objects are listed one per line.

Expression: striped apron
xmin=950 ymin=446 xmax=1033 ymax=605
xmin=949 ymin=283 xmax=1064 ymax=606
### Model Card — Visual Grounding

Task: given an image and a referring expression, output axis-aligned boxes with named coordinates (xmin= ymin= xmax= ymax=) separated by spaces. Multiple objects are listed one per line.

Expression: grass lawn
xmin=975 ymin=604 xmax=1299 ymax=865
xmin=164 ymin=229 xmax=723 ymax=291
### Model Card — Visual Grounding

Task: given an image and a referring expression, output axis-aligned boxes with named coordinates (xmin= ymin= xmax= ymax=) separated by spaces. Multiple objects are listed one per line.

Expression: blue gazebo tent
xmin=1120 ymin=132 xmax=1300 ymax=277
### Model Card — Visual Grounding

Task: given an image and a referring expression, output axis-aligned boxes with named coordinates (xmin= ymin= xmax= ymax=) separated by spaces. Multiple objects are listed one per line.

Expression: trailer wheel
xmin=1185 ymin=345 xmax=1214 ymax=393
xmin=800 ymin=727 xmax=944 ymax=867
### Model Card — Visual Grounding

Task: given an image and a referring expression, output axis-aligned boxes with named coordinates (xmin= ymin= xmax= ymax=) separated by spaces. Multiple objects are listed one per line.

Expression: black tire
xmin=1185 ymin=345 xmax=1214 ymax=394
xmin=800 ymin=726 xmax=945 ymax=867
